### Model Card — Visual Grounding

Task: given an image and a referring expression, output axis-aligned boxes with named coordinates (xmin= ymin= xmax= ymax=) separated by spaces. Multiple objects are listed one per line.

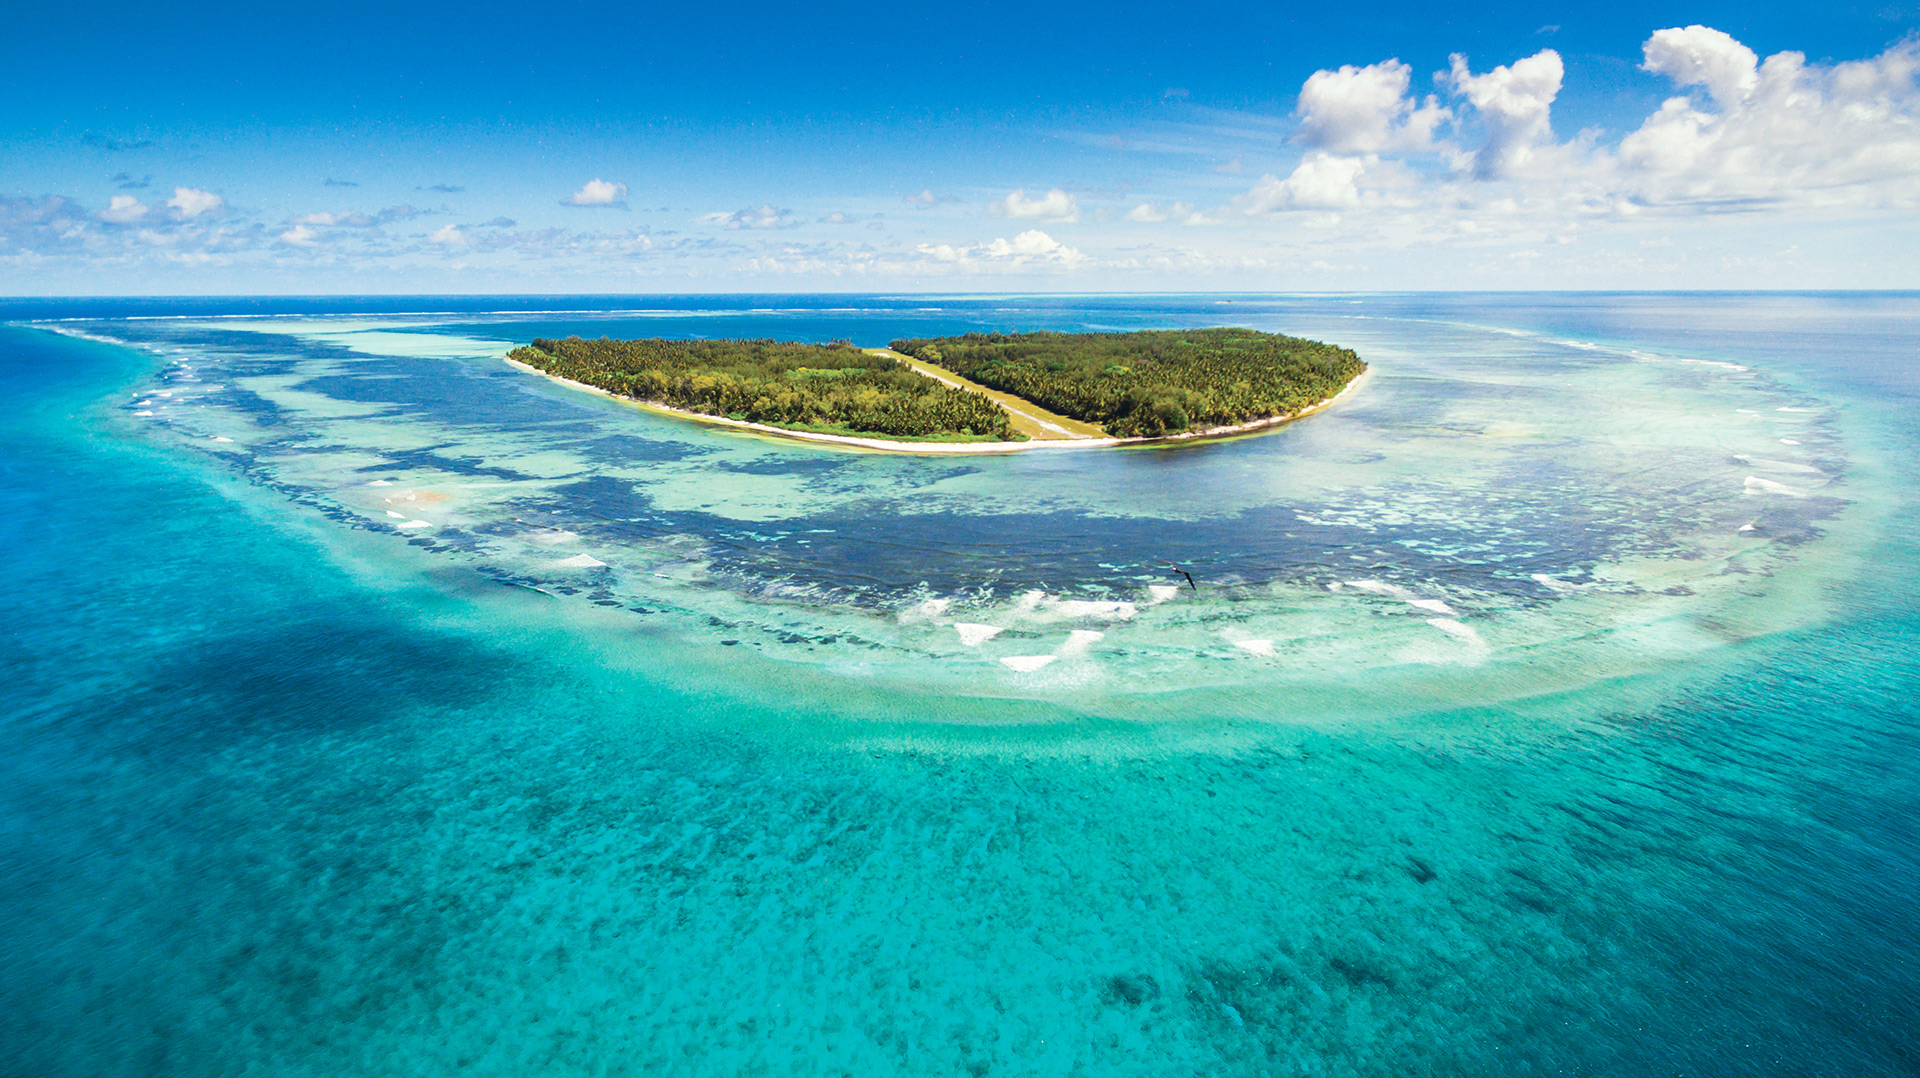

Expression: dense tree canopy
xmin=512 ymin=328 xmax=1366 ymax=444
xmin=888 ymin=328 xmax=1365 ymax=438
xmin=509 ymin=337 xmax=1014 ymax=441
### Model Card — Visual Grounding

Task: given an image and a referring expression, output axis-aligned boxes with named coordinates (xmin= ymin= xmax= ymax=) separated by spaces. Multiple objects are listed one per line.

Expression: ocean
xmin=1 ymin=293 xmax=1915 ymax=1075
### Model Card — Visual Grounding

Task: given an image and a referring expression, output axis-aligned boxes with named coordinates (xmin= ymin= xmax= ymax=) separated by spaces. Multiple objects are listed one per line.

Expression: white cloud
xmin=1262 ymin=28 xmax=1917 ymax=219
xmin=167 ymin=187 xmax=224 ymax=218
xmin=992 ymin=188 xmax=1080 ymax=222
xmin=703 ymin=205 xmax=793 ymax=229
xmin=98 ymin=195 xmax=149 ymax=224
xmin=984 ymin=230 xmax=1075 ymax=260
xmin=1201 ymin=25 xmax=1919 ymax=282
xmin=564 ymin=179 xmax=628 ymax=208
xmin=1619 ymin=32 xmax=1920 ymax=210
xmin=1641 ymin=25 xmax=1759 ymax=107
xmin=915 ymin=229 xmax=1084 ymax=268
xmin=1125 ymin=201 xmax=1198 ymax=223
xmin=10 ymin=27 xmax=1917 ymax=292
xmin=1234 ymin=154 xmax=1368 ymax=214
xmin=292 ymin=210 xmax=376 ymax=228
xmin=1447 ymin=49 xmax=1564 ymax=178
xmin=1295 ymin=60 xmax=1449 ymax=153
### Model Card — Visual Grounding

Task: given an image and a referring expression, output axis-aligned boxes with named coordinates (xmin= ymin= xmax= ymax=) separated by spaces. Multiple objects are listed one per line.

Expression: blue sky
xmin=4 ymin=0 xmax=1918 ymax=293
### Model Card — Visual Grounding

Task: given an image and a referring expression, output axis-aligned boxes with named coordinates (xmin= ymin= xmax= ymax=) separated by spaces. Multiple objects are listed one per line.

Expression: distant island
xmin=507 ymin=328 xmax=1366 ymax=452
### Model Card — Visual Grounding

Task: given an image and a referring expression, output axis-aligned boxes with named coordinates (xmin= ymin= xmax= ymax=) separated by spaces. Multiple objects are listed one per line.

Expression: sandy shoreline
xmin=504 ymin=356 xmax=1368 ymax=455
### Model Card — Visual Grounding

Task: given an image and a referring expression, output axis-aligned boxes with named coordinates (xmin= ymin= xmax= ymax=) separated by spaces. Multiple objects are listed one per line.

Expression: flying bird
xmin=1159 ymin=560 xmax=1198 ymax=591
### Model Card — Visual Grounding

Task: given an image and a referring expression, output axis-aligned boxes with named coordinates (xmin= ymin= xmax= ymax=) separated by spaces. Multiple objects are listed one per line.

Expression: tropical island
xmin=506 ymin=328 xmax=1366 ymax=452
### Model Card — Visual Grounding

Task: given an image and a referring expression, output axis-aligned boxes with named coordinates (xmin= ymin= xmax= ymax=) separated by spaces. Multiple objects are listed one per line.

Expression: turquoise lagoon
xmin=1 ymin=294 xmax=1915 ymax=1074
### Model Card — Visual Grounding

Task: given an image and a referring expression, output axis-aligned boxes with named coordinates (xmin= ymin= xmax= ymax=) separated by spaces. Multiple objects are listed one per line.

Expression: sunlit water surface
xmin=2 ymin=294 xmax=1915 ymax=1075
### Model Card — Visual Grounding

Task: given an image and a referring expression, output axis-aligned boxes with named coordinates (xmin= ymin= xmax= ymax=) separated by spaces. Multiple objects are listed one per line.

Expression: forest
xmin=509 ymin=337 xmax=1015 ymax=441
xmin=887 ymin=328 xmax=1366 ymax=438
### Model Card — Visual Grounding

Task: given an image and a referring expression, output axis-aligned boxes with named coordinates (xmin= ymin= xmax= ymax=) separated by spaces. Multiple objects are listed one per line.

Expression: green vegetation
xmin=887 ymin=328 xmax=1365 ymax=438
xmin=510 ymin=328 xmax=1367 ymax=445
xmin=509 ymin=337 xmax=1015 ymax=441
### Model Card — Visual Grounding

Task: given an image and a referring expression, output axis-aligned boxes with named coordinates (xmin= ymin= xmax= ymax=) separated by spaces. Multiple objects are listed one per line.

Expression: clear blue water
xmin=1 ymin=294 xmax=1916 ymax=1075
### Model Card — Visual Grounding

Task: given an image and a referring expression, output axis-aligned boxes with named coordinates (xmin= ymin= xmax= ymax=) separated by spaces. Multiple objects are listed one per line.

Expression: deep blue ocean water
xmin=1 ymin=294 xmax=1916 ymax=1075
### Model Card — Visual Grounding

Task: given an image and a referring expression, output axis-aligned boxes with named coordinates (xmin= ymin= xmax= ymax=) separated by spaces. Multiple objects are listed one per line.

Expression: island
xmin=888 ymin=329 xmax=1367 ymax=438
xmin=506 ymin=337 xmax=1013 ymax=442
xmin=506 ymin=328 xmax=1366 ymax=453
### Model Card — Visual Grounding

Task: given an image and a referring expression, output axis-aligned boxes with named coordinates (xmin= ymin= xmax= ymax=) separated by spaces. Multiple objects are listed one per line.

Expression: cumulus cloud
xmin=564 ymin=179 xmax=628 ymax=208
xmin=1234 ymin=154 xmax=1368 ymax=214
xmin=1447 ymin=49 xmax=1565 ymax=178
xmin=1125 ymin=201 xmax=1198 ymax=223
xmin=992 ymin=188 xmax=1080 ymax=222
xmin=987 ymin=230 xmax=1078 ymax=260
xmin=1295 ymin=60 xmax=1449 ymax=153
xmin=1214 ymin=24 xmax=1920 ymax=266
xmin=1618 ymin=30 xmax=1920 ymax=210
xmin=167 ymin=187 xmax=225 ymax=219
xmin=703 ymin=205 xmax=793 ymax=229
xmin=915 ymin=229 xmax=1084 ymax=267
xmin=98 ymin=195 xmax=150 ymax=224
xmin=1641 ymin=25 xmax=1760 ymax=107
xmin=10 ymin=26 xmax=1913 ymax=289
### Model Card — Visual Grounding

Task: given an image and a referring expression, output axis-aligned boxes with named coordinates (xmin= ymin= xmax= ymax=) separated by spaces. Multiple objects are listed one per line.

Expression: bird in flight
xmin=1159 ymin=560 xmax=1198 ymax=591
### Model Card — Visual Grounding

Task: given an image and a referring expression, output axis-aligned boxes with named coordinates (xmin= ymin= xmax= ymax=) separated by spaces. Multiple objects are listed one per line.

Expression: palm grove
xmin=510 ymin=337 xmax=1014 ymax=441
xmin=510 ymin=328 xmax=1364 ymax=442
xmin=887 ymin=329 xmax=1366 ymax=438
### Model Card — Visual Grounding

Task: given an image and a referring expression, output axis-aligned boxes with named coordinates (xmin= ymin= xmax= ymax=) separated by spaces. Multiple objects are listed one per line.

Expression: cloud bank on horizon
xmin=1242 ymin=27 xmax=1919 ymax=215
xmin=3 ymin=21 xmax=1918 ymax=292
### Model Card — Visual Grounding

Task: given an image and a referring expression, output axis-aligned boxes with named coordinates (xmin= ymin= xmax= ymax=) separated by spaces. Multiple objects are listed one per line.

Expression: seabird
xmin=1159 ymin=560 xmax=1198 ymax=591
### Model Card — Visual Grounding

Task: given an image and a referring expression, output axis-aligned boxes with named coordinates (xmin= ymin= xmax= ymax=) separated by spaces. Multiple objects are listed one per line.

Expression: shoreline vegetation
xmin=506 ymin=337 xmax=1016 ymax=442
xmin=506 ymin=328 xmax=1367 ymax=454
xmin=889 ymin=329 xmax=1366 ymax=439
